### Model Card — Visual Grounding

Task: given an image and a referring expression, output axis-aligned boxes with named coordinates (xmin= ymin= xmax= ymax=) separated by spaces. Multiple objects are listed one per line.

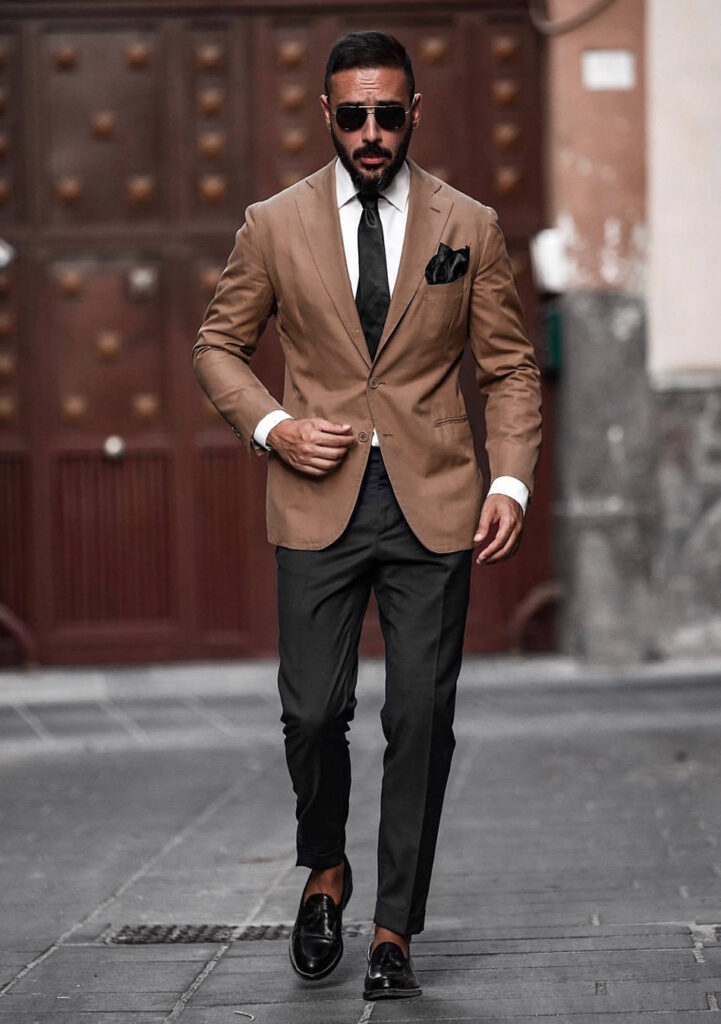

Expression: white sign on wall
xmin=582 ymin=49 xmax=636 ymax=90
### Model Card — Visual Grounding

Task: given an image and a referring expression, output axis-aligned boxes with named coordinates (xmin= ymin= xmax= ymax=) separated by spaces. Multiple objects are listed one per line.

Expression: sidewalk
xmin=1 ymin=656 xmax=720 ymax=1022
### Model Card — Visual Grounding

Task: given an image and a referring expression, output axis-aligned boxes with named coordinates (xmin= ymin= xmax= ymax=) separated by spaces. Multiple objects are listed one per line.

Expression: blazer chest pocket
xmin=423 ymin=276 xmax=466 ymax=302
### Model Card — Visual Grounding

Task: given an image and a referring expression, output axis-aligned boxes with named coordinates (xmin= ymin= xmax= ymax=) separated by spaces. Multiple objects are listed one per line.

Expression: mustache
xmin=352 ymin=144 xmax=393 ymax=161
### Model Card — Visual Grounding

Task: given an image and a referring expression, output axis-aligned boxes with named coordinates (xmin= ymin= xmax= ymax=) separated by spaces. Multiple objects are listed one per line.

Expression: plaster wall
xmin=546 ymin=0 xmax=646 ymax=292
xmin=647 ymin=0 xmax=721 ymax=382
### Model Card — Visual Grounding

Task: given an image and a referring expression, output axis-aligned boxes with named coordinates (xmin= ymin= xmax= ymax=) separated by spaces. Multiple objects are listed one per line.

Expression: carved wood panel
xmin=0 ymin=32 xmax=19 ymax=225
xmin=0 ymin=452 xmax=30 ymax=663
xmin=42 ymin=28 xmax=166 ymax=224
xmin=47 ymin=256 xmax=167 ymax=434
xmin=0 ymin=262 xmax=20 ymax=432
xmin=184 ymin=22 xmax=251 ymax=221
xmin=52 ymin=451 xmax=175 ymax=623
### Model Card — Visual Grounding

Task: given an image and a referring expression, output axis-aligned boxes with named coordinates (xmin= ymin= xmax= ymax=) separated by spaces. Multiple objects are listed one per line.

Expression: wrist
xmin=253 ymin=409 xmax=293 ymax=451
xmin=266 ymin=422 xmax=285 ymax=451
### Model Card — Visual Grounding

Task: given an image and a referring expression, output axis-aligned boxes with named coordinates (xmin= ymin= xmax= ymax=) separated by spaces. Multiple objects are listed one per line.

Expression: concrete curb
xmin=0 ymin=654 xmax=719 ymax=707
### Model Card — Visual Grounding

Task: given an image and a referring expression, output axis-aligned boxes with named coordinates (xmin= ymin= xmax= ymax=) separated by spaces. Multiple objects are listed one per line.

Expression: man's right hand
xmin=267 ymin=418 xmax=355 ymax=476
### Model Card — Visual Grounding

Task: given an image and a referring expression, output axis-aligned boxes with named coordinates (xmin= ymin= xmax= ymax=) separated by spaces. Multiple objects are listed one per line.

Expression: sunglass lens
xmin=335 ymin=107 xmax=366 ymax=132
xmin=375 ymin=106 xmax=407 ymax=131
xmin=334 ymin=105 xmax=408 ymax=132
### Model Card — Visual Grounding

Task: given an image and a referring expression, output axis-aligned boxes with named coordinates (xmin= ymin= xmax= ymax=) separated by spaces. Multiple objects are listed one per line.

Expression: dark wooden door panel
xmin=47 ymin=255 xmax=167 ymax=434
xmin=0 ymin=260 xmax=22 ymax=431
xmin=1 ymin=2 xmax=551 ymax=664
xmin=195 ymin=446 xmax=254 ymax=643
xmin=41 ymin=27 xmax=166 ymax=225
xmin=0 ymin=452 xmax=30 ymax=664
xmin=0 ymin=30 xmax=21 ymax=225
xmin=52 ymin=450 xmax=175 ymax=624
xmin=182 ymin=20 xmax=253 ymax=223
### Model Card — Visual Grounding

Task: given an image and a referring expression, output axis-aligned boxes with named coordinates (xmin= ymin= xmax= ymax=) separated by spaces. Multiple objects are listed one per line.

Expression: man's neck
xmin=334 ymin=158 xmax=410 ymax=211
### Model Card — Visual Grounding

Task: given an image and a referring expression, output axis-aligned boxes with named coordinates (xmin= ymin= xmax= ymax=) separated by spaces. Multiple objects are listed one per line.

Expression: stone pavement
xmin=1 ymin=655 xmax=721 ymax=1023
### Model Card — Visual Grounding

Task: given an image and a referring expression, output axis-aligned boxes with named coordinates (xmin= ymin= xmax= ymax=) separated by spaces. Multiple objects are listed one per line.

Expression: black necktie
xmin=355 ymin=193 xmax=391 ymax=361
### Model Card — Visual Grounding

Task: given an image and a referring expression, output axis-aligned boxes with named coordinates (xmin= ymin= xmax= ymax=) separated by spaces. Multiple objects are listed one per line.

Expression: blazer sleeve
xmin=192 ymin=202 xmax=284 ymax=454
xmin=468 ymin=207 xmax=543 ymax=499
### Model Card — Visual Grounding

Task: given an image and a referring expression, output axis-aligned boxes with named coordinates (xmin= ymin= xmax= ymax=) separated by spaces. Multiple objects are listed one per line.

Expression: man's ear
xmin=320 ymin=94 xmax=331 ymax=130
xmin=411 ymin=93 xmax=422 ymax=128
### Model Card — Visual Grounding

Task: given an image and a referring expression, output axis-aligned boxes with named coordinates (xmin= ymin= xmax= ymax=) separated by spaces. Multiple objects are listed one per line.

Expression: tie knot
xmin=358 ymin=192 xmax=379 ymax=212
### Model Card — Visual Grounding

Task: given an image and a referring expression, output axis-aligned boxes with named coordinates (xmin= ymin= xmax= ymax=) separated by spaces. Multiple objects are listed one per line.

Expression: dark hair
xmin=324 ymin=31 xmax=415 ymax=104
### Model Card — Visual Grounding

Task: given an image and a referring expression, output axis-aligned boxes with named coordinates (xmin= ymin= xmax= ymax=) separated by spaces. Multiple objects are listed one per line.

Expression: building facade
xmin=543 ymin=0 xmax=721 ymax=660
xmin=1 ymin=0 xmax=718 ymax=666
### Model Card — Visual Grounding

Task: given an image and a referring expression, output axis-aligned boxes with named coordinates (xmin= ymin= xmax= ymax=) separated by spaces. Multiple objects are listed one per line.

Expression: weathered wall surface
xmin=647 ymin=0 xmax=721 ymax=656
xmin=548 ymin=0 xmax=721 ymax=660
xmin=545 ymin=0 xmax=655 ymax=660
xmin=647 ymin=0 xmax=721 ymax=384
xmin=547 ymin=0 xmax=646 ymax=292
xmin=654 ymin=390 xmax=721 ymax=655
xmin=554 ymin=292 xmax=656 ymax=661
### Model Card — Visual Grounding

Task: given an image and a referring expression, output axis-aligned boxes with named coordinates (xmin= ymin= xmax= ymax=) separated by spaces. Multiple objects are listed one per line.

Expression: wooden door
xmin=0 ymin=2 xmax=552 ymax=665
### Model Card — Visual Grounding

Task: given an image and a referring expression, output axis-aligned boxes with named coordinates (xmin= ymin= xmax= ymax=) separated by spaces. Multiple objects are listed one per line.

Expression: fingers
xmin=314 ymin=432 xmax=356 ymax=450
xmin=296 ymin=440 xmax=349 ymax=465
xmin=304 ymin=455 xmax=342 ymax=472
xmin=475 ymin=510 xmax=521 ymax=564
xmin=307 ymin=421 xmax=356 ymax=450
xmin=279 ymin=418 xmax=359 ymax=474
xmin=474 ymin=494 xmax=525 ymax=566
xmin=480 ymin=523 xmax=520 ymax=564
xmin=473 ymin=506 xmax=494 ymax=544
xmin=313 ymin=419 xmax=353 ymax=435
xmin=292 ymin=445 xmax=347 ymax=475
xmin=476 ymin=515 xmax=511 ymax=562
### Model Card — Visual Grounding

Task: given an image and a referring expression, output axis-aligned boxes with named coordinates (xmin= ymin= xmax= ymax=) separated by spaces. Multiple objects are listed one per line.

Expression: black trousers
xmin=275 ymin=447 xmax=472 ymax=936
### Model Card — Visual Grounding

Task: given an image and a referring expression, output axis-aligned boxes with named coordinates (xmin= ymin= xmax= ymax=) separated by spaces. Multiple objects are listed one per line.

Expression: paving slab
xmin=0 ymin=1016 xmax=166 ymax=1024
xmin=1 ymin=662 xmax=721 ymax=1022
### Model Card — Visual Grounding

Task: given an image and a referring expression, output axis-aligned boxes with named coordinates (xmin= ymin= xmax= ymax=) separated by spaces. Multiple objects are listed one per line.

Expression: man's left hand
xmin=473 ymin=495 xmax=524 ymax=566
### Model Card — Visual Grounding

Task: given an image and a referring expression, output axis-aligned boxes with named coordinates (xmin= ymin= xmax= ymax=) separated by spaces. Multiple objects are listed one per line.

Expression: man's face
xmin=321 ymin=66 xmax=421 ymax=195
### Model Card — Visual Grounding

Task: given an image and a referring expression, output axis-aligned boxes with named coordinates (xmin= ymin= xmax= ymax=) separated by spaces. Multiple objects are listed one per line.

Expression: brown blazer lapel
xmin=294 ymin=160 xmax=371 ymax=368
xmin=373 ymin=158 xmax=454 ymax=364
xmin=294 ymin=158 xmax=454 ymax=369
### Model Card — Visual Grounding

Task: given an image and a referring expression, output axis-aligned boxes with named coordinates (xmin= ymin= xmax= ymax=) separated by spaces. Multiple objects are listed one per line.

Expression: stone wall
xmin=554 ymin=292 xmax=656 ymax=661
xmin=546 ymin=0 xmax=721 ymax=662
xmin=653 ymin=387 xmax=721 ymax=655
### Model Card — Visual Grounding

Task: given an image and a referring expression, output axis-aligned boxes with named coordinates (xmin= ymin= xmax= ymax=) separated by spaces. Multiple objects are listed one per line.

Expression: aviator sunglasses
xmin=331 ymin=98 xmax=417 ymax=133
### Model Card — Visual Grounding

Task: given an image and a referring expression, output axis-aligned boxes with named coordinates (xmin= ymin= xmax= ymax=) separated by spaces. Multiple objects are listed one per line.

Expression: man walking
xmin=193 ymin=31 xmax=542 ymax=1000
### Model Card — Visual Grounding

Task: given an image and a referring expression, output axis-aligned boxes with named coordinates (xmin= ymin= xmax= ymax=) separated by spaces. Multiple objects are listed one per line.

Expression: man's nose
xmin=361 ymin=110 xmax=381 ymax=144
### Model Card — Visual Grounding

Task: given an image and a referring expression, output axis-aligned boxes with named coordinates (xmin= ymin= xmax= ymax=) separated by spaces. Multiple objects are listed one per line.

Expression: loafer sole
xmin=363 ymin=985 xmax=422 ymax=1000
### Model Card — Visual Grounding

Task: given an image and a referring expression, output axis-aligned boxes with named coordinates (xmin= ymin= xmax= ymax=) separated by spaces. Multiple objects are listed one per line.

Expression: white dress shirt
xmin=253 ymin=158 xmax=529 ymax=514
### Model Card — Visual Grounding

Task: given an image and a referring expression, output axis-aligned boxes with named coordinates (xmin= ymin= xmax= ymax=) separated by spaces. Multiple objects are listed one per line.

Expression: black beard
xmin=330 ymin=122 xmax=413 ymax=197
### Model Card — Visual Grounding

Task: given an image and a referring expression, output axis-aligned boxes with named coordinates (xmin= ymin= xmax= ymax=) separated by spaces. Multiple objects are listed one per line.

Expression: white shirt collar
xmin=334 ymin=157 xmax=410 ymax=214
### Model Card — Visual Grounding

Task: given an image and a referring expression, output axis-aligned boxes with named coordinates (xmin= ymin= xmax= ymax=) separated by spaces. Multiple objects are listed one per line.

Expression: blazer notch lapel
xmin=294 ymin=165 xmax=371 ymax=368
xmin=374 ymin=166 xmax=454 ymax=362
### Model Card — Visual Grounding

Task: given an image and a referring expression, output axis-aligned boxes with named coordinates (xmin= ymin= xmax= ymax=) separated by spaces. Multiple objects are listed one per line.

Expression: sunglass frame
xmin=331 ymin=101 xmax=415 ymax=133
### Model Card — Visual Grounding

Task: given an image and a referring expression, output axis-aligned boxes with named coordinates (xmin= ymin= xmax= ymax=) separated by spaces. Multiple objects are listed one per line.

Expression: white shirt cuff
xmin=487 ymin=476 xmax=529 ymax=515
xmin=254 ymin=410 xmax=293 ymax=450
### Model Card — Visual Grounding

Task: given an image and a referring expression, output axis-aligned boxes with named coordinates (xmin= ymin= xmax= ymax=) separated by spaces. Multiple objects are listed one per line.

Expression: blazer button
xmin=368 ymin=377 xmax=380 ymax=389
xmin=358 ymin=431 xmax=369 ymax=442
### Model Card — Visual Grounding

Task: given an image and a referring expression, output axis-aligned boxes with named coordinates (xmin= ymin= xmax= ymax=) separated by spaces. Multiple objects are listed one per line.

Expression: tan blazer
xmin=193 ymin=158 xmax=542 ymax=553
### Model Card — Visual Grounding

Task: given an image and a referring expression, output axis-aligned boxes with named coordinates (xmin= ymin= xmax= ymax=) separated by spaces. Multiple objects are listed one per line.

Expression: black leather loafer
xmin=363 ymin=939 xmax=422 ymax=999
xmin=289 ymin=853 xmax=353 ymax=980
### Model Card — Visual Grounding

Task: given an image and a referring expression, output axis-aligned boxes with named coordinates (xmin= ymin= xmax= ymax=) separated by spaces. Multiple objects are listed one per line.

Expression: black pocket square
xmin=425 ymin=243 xmax=470 ymax=285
